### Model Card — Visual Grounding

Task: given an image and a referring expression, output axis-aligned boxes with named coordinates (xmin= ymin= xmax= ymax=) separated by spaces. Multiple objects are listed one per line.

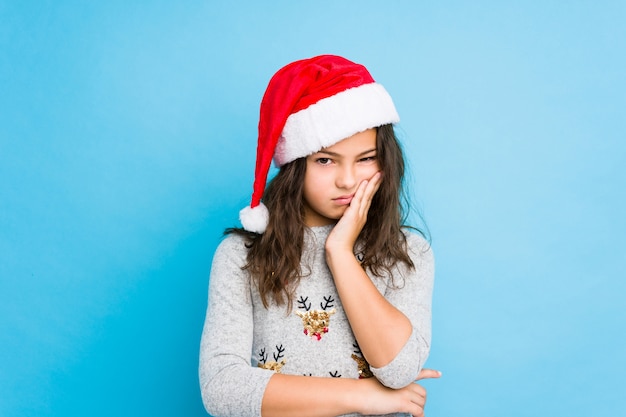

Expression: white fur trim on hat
xmin=239 ymin=203 xmax=269 ymax=234
xmin=273 ymin=82 xmax=399 ymax=166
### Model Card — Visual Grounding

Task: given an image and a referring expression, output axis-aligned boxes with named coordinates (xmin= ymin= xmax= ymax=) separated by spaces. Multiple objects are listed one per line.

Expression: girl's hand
xmin=326 ymin=171 xmax=383 ymax=253
xmin=356 ymin=369 xmax=440 ymax=417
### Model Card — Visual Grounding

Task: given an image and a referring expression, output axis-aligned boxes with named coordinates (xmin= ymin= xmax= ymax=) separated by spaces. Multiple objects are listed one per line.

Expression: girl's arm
xmin=325 ymin=244 xmax=412 ymax=368
xmin=325 ymin=173 xmax=434 ymax=384
xmin=199 ymin=236 xmax=274 ymax=417
xmin=262 ymin=370 xmax=439 ymax=417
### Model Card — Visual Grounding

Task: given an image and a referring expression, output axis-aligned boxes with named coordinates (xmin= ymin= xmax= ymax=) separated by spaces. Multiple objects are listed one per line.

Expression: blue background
xmin=1 ymin=1 xmax=624 ymax=416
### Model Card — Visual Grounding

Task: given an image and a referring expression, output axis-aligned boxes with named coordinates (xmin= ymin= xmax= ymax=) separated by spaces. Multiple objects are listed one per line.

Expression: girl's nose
xmin=335 ymin=165 xmax=357 ymax=189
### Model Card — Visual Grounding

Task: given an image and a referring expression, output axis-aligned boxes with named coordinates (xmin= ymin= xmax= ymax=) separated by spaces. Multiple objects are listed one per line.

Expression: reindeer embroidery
xmin=295 ymin=295 xmax=336 ymax=341
xmin=351 ymin=342 xmax=373 ymax=378
xmin=257 ymin=345 xmax=287 ymax=373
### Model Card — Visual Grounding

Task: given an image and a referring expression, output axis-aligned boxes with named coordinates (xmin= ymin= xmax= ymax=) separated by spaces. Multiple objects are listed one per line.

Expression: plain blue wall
xmin=1 ymin=1 xmax=624 ymax=416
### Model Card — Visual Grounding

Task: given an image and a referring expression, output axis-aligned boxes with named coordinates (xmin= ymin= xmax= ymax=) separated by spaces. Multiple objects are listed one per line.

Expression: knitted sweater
xmin=199 ymin=225 xmax=434 ymax=417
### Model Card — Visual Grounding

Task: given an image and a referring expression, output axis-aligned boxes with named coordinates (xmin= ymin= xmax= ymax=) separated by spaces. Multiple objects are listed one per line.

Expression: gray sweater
xmin=199 ymin=225 xmax=434 ymax=417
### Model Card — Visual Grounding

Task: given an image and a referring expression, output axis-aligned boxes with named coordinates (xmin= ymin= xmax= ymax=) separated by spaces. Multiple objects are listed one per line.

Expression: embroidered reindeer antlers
xmin=258 ymin=345 xmax=287 ymax=373
xmin=295 ymin=294 xmax=336 ymax=341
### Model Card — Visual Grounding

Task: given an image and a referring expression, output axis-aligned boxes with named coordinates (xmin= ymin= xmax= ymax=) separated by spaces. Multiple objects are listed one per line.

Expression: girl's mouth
xmin=333 ymin=195 xmax=354 ymax=205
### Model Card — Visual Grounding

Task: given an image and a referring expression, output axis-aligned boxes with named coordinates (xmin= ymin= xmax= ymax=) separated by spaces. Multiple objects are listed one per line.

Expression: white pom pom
xmin=239 ymin=203 xmax=269 ymax=234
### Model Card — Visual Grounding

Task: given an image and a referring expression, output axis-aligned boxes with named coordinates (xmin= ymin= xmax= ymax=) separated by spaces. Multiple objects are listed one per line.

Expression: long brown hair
xmin=226 ymin=124 xmax=423 ymax=308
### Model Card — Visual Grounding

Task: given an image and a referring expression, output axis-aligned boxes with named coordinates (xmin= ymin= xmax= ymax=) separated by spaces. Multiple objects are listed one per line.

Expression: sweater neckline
xmin=304 ymin=224 xmax=334 ymax=247
xmin=306 ymin=224 xmax=334 ymax=235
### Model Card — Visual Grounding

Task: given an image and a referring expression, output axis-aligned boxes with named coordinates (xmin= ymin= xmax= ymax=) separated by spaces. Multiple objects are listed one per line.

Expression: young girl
xmin=199 ymin=55 xmax=438 ymax=417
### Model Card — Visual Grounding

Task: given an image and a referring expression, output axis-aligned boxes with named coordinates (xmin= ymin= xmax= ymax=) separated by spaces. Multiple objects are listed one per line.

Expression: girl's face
xmin=303 ymin=128 xmax=380 ymax=227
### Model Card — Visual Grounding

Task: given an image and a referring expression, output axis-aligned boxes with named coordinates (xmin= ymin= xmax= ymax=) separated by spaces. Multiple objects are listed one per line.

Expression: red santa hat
xmin=240 ymin=54 xmax=400 ymax=233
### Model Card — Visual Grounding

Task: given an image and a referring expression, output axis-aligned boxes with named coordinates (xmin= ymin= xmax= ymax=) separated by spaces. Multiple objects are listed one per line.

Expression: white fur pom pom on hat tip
xmin=239 ymin=203 xmax=269 ymax=234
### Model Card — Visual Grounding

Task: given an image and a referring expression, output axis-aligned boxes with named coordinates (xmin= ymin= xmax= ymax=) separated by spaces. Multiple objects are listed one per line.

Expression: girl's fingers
xmin=415 ymin=368 xmax=442 ymax=381
xmin=407 ymin=384 xmax=427 ymax=416
xmin=363 ymin=171 xmax=383 ymax=200
xmin=352 ymin=171 xmax=382 ymax=218
xmin=362 ymin=172 xmax=382 ymax=214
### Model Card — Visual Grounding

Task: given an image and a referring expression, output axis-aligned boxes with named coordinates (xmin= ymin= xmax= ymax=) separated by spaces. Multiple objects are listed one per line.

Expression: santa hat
xmin=239 ymin=54 xmax=400 ymax=233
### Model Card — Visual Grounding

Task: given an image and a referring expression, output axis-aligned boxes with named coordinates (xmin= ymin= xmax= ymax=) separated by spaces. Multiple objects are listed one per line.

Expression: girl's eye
xmin=359 ymin=155 xmax=377 ymax=162
xmin=316 ymin=158 xmax=332 ymax=165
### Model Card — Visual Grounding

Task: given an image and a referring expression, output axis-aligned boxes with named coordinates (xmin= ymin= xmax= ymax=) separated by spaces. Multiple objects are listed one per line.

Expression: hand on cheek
xmin=326 ymin=171 xmax=383 ymax=253
xmin=356 ymin=171 xmax=383 ymax=218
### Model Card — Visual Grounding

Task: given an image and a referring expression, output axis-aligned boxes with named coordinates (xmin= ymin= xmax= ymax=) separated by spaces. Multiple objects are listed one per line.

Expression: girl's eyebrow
xmin=316 ymin=148 xmax=377 ymax=157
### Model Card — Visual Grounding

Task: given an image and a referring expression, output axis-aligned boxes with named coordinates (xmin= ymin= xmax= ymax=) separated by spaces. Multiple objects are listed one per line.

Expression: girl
xmin=199 ymin=55 xmax=438 ymax=417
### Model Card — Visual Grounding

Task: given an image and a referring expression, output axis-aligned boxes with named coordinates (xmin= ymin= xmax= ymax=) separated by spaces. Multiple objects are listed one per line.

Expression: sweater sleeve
xmin=199 ymin=236 xmax=273 ymax=417
xmin=369 ymin=232 xmax=435 ymax=389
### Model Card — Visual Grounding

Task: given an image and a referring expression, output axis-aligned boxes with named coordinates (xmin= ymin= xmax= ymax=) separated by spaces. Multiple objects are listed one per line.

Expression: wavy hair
xmin=226 ymin=124 xmax=424 ymax=308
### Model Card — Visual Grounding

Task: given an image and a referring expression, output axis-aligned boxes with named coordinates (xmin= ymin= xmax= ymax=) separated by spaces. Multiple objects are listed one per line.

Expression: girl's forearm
xmin=262 ymin=371 xmax=429 ymax=417
xmin=261 ymin=374 xmax=360 ymax=417
xmin=326 ymin=248 xmax=412 ymax=368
